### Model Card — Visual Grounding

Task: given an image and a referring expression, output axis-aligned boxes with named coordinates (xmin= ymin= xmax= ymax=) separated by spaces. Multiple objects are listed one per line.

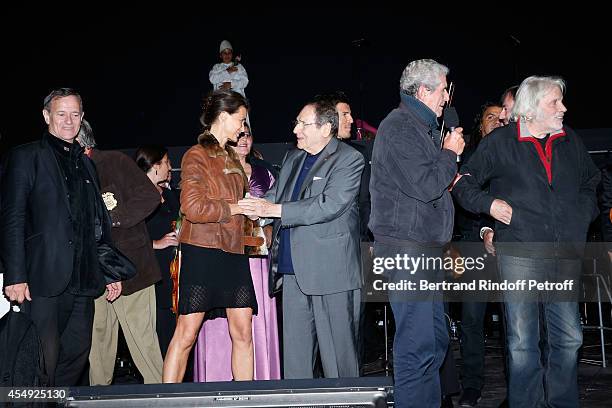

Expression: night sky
xmin=1 ymin=6 xmax=610 ymax=155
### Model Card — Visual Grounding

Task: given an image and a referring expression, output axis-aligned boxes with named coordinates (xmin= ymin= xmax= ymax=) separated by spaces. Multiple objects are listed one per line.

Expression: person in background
xmin=134 ymin=145 xmax=179 ymax=359
xmin=209 ymin=40 xmax=249 ymax=97
xmin=194 ymin=123 xmax=280 ymax=381
xmin=78 ymin=120 xmax=164 ymax=385
xmin=498 ymin=85 xmax=518 ymax=126
xmin=454 ymin=103 xmax=503 ymax=407
xmin=317 ymin=91 xmax=372 ymax=242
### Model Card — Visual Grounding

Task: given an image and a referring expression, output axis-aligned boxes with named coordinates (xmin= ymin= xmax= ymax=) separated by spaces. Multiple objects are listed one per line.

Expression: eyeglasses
xmin=293 ymin=119 xmax=317 ymax=129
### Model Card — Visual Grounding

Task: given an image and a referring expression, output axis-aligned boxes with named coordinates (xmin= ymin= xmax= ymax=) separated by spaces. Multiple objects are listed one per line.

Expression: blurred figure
xmin=498 ymin=85 xmax=518 ymax=125
xmin=209 ymin=40 xmax=249 ymax=97
xmin=315 ymin=91 xmax=377 ymax=370
xmin=78 ymin=121 xmax=164 ymax=385
xmin=318 ymin=91 xmax=372 ymax=241
xmin=454 ymin=103 xmax=502 ymax=407
xmin=135 ymin=145 xmax=179 ymax=359
xmin=194 ymin=123 xmax=280 ymax=381
xmin=163 ymin=89 xmax=258 ymax=383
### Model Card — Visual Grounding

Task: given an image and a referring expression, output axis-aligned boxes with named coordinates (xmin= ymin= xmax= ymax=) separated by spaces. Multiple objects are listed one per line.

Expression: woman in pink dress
xmin=194 ymin=124 xmax=280 ymax=381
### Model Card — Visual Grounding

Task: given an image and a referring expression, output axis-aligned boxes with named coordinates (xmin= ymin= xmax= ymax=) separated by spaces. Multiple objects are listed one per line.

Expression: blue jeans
xmin=498 ymin=255 xmax=582 ymax=408
xmin=375 ymin=242 xmax=449 ymax=408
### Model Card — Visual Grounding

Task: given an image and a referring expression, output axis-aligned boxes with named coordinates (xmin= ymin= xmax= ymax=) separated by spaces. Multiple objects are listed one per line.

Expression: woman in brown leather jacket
xmin=162 ymin=89 xmax=257 ymax=382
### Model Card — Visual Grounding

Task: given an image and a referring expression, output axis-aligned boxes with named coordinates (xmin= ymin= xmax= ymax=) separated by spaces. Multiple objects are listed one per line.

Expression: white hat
xmin=219 ymin=40 xmax=233 ymax=53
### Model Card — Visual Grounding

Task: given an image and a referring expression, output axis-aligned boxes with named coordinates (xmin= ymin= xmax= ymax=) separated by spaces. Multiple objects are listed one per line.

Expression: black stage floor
xmin=101 ymin=308 xmax=612 ymax=407
xmin=362 ymin=330 xmax=612 ymax=407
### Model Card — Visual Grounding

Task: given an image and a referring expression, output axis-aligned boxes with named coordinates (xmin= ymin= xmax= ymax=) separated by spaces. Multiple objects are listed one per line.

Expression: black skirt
xmin=178 ymin=243 xmax=257 ymax=320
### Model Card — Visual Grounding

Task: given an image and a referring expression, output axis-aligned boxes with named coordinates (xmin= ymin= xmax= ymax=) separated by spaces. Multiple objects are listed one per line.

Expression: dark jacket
xmin=346 ymin=140 xmax=373 ymax=242
xmin=91 ymin=149 xmax=161 ymax=295
xmin=452 ymin=122 xmax=600 ymax=255
xmin=0 ymin=134 xmax=113 ymax=297
xmin=599 ymin=163 xmax=612 ymax=244
xmin=369 ymin=96 xmax=457 ymax=246
xmin=454 ymin=146 xmax=494 ymax=242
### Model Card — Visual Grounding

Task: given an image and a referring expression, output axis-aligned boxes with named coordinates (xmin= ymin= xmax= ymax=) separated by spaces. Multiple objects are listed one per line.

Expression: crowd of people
xmin=0 ymin=40 xmax=606 ymax=408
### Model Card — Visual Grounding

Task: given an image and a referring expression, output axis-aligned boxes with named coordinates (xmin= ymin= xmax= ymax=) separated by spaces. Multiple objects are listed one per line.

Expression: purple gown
xmin=193 ymin=164 xmax=280 ymax=381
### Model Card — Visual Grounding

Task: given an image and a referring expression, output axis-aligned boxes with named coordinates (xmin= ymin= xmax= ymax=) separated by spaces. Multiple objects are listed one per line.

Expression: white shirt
xmin=209 ymin=62 xmax=249 ymax=97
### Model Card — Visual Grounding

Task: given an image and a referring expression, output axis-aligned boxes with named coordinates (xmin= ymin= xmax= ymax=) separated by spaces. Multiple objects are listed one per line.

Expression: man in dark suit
xmin=0 ymin=88 xmax=122 ymax=386
xmin=238 ymin=98 xmax=364 ymax=379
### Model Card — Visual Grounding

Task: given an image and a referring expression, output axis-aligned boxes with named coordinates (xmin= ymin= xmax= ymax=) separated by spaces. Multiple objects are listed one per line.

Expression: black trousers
xmin=21 ymin=290 xmax=94 ymax=386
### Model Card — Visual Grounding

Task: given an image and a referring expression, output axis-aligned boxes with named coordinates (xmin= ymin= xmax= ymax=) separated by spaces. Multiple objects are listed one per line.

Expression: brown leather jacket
xmin=179 ymin=131 xmax=257 ymax=254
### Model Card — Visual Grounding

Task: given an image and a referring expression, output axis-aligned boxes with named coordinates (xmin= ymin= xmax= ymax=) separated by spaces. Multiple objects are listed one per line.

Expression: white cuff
xmin=480 ymin=227 xmax=494 ymax=240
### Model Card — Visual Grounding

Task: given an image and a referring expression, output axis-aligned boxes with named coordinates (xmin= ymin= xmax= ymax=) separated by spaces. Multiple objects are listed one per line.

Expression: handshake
xmin=230 ymin=197 xmax=281 ymax=219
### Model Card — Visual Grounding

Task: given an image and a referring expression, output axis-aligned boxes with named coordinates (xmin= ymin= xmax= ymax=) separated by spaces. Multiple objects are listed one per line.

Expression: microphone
xmin=443 ymin=106 xmax=459 ymax=131
xmin=442 ymin=107 xmax=461 ymax=162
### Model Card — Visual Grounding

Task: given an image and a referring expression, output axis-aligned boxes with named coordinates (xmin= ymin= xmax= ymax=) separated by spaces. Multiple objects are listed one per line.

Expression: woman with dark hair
xmin=135 ymin=145 xmax=180 ymax=359
xmin=162 ymin=89 xmax=257 ymax=383
xmin=193 ymin=123 xmax=280 ymax=381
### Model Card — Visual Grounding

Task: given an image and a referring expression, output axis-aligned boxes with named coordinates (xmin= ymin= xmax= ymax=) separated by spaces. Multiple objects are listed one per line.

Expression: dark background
xmin=1 ymin=6 xmax=610 ymax=154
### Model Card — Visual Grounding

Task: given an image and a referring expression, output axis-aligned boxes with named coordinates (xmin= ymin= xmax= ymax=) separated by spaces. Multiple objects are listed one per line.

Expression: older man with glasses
xmin=238 ymin=98 xmax=364 ymax=379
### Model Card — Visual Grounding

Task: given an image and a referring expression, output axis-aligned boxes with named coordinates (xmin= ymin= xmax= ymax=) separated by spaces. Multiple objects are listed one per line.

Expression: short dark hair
xmin=306 ymin=98 xmax=338 ymax=138
xmin=199 ymin=89 xmax=249 ymax=130
xmin=313 ymin=91 xmax=350 ymax=107
xmin=43 ymin=88 xmax=82 ymax=112
xmin=134 ymin=145 xmax=168 ymax=173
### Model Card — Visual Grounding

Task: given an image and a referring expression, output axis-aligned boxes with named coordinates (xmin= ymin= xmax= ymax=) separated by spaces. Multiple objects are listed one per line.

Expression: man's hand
xmin=237 ymin=197 xmax=282 ymax=218
xmin=220 ymin=82 xmax=232 ymax=90
xmin=442 ymin=127 xmax=465 ymax=156
xmin=490 ymin=199 xmax=513 ymax=225
xmin=483 ymin=230 xmax=496 ymax=256
xmin=448 ymin=173 xmax=462 ymax=191
xmin=4 ymin=283 xmax=31 ymax=304
xmin=105 ymin=281 xmax=122 ymax=302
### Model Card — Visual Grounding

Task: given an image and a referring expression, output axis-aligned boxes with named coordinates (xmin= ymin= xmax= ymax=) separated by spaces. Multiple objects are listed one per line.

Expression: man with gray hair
xmin=369 ymin=59 xmax=464 ymax=407
xmin=453 ymin=76 xmax=600 ymax=407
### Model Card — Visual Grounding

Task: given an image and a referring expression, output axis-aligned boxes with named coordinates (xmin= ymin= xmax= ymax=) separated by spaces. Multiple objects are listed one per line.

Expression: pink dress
xmin=193 ymin=164 xmax=280 ymax=381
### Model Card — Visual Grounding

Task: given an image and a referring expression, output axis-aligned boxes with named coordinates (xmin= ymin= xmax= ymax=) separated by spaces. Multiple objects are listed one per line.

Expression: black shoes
xmin=441 ymin=395 xmax=455 ymax=407
xmin=458 ymin=388 xmax=481 ymax=407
